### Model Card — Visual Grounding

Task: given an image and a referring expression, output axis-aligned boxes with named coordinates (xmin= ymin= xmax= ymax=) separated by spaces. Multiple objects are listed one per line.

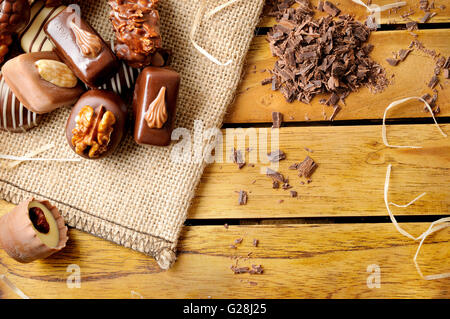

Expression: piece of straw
xmin=0 ymin=143 xmax=81 ymax=170
xmin=382 ymin=96 xmax=447 ymax=149
xmin=190 ymin=0 xmax=235 ymax=66
xmin=0 ymin=274 xmax=30 ymax=299
xmin=352 ymin=0 xmax=407 ymax=12
xmin=205 ymin=0 xmax=243 ymax=19
xmin=384 ymin=164 xmax=450 ymax=280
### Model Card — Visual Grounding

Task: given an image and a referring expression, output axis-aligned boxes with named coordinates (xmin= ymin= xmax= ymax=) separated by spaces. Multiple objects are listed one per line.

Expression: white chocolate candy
xmin=19 ymin=0 xmax=66 ymax=53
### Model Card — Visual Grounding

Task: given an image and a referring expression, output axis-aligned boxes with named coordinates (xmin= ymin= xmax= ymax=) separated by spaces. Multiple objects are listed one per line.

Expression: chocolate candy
xmin=19 ymin=0 xmax=66 ymax=53
xmin=1 ymin=51 xmax=84 ymax=114
xmin=0 ymin=198 xmax=68 ymax=263
xmin=133 ymin=67 xmax=180 ymax=146
xmin=84 ymin=40 xmax=141 ymax=101
xmin=0 ymin=0 xmax=30 ymax=34
xmin=108 ymin=0 xmax=162 ymax=68
xmin=66 ymin=90 xmax=127 ymax=159
xmin=44 ymin=7 xmax=119 ymax=88
xmin=0 ymin=72 xmax=40 ymax=132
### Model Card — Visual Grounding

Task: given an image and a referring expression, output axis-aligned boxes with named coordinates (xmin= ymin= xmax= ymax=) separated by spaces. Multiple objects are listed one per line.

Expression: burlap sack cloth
xmin=0 ymin=0 xmax=264 ymax=269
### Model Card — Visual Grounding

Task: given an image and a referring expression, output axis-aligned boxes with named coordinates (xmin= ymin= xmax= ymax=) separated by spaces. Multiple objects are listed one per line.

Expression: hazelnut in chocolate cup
xmin=66 ymin=89 xmax=127 ymax=159
xmin=0 ymin=198 xmax=68 ymax=263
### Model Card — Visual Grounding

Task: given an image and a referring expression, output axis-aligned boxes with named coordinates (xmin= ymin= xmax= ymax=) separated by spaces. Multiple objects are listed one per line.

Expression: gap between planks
xmin=0 ymin=223 xmax=448 ymax=298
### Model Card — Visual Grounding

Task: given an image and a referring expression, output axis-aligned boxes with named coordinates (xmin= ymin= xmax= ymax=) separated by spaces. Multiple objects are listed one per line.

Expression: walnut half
xmin=71 ymin=105 xmax=116 ymax=158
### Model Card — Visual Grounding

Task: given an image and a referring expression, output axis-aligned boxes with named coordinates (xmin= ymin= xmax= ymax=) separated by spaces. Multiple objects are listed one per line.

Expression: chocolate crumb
xmin=267 ymin=168 xmax=287 ymax=183
xmin=235 ymin=238 xmax=243 ymax=245
xmin=231 ymin=148 xmax=246 ymax=169
xmin=230 ymin=244 xmax=237 ymax=249
xmin=304 ymin=147 xmax=314 ymax=153
xmin=386 ymin=58 xmax=400 ymax=66
xmin=238 ymin=190 xmax=248 ymax=205
xmin=290 ymin=190 xmax=298 ymax=197
xmin=224 ymin=223 xmax=229 ymax=229
xmin=268 ymin=150 xmax=286 ymax=162
xmin=253 ymin=239 xmax=259 ymax=247
xmin=272 ymin=112 xmax=283 ymax=128
xmin=428 ymin=75 xmax=439 ymax=89
xmin=289 ymin=163 xmax=299 ymax=170
xmin=323 ymin=1 xmax=341 ymax=17
xmin=298 ymin=156 xmax=318 ymax=178
xmin=272 ymin=180 xmax=280 ymax=189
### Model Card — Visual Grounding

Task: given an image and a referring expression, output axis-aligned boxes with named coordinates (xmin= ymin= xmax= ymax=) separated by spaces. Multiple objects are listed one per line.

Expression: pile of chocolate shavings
xmin=264 ymin=0 xmax=388 ymax=107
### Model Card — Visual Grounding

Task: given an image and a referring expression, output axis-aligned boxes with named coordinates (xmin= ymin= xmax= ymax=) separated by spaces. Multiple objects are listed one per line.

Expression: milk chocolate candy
xmin=1 ymin=51 xmax=84 ymax=114
xmin=0 ymin=72 xmax=40 ymax=132
xmin=44 ymin=7 xmax=119 ymax=88
xmin=19 ymin=0 xmax=66 ymax=53
xmin=88 ymin=40 xmax=141 ymax=100
xmin=133 ymin=66 xmax=180 ymax=146
xmin=0 ymin=198 xmax=68 ymax=263
xmin=0 ymin=0 xmax=31 ymax=34
xmin=66 ymin=90 xmax=127 ymax=159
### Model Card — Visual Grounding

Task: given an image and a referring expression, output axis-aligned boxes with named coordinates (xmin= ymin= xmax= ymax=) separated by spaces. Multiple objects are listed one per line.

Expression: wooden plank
xmin=0 ymin=222 xmax=448 ymax=299
xmin=259 ymin=0 xmax=450 ymax=27
xmin=1 ymin=124 xmax=449 ymax=219
xmin=189 ymin=124 xmax=450 ymax=219
xmin=225 ymin=29 xmax=450 ymax=123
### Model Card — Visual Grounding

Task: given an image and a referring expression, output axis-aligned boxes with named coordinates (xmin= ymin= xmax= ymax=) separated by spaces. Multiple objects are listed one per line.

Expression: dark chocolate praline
xmin=66 ymin=90 xmax=127 ymax=159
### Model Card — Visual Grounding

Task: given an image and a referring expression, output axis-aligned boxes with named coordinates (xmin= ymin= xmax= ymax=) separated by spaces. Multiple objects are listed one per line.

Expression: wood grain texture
xmin=259 ymin=0 xmax=450 ymax=27
xmin=225 ymin=29 xmax=450 ymax=123
xmin=0 ymin=218 xmax=448 ymax=299
xmin=190 ymin=124 xmax=450 ymax=219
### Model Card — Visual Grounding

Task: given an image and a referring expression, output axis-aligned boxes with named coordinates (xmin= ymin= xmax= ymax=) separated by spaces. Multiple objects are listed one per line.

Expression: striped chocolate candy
xmin=0 ymin=72 xmax=40 ymax=132
xmin=85 ymin=40 xmax=141 ymax=100
xmin=18 ymin=0 xmax=66 ymax=53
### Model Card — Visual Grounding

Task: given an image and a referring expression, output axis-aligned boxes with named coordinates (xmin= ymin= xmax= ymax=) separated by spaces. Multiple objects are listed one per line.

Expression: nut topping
xmin=71 ymin=105 xmax=116 ymax=158
xmin=35 ymin=59 xmax=78 ymax=88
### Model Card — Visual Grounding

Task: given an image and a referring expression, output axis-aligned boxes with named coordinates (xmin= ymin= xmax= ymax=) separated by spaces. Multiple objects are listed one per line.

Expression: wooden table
xmin=1 ymin=0 xmax=449 ymax=299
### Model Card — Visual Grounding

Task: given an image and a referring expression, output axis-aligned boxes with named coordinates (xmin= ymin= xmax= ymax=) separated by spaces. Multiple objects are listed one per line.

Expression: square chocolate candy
xmin=1 ymin=51 xmax=84 ymax=114
xmin=44 ymin=7 xmax=118 ymax=88
xmin=132 ymin=67 xmax=180 ymax=146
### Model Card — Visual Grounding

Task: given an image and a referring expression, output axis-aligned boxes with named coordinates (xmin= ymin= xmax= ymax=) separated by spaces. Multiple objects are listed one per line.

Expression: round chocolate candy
xmin=0 ymin=72 xmax=40 ymax=132
xmin=0 ymin=0 xmax=31 ymax=34
xmin=66 ymin=90 xmax=127 ymax=159
xmin=0 ymin=198 xmax=68 ymax=263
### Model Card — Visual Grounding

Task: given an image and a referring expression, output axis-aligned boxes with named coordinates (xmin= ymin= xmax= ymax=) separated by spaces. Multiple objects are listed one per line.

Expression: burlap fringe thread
xmin=382 ymin=97 xmax=449 ymax=280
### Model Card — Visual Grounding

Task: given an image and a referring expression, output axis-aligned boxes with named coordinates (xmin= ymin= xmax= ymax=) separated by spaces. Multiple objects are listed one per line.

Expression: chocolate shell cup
xmin=44 ymin=7 xmax=119 ymax=88
xmin=66 ymin=90 xmax=127 ymax=159
xmin=0 ymin=198 xmax=68 ymax=263
xmin=133 ymin=66 xmax=180 ymax=146
xmin=1 ymin=51 xmax=85 ymax=114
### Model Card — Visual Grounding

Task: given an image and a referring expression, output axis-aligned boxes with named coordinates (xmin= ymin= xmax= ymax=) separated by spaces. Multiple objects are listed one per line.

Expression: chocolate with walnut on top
xmin=108 ymin=0 xmax=162 ymax=68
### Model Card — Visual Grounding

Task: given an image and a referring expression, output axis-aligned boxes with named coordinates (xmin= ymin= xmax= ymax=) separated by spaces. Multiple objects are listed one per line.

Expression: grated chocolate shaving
xmin=266 ymin=0 xmax=388 ymax=106
xmin=272 ymin=111 xmax=284 ymax=128
xmin=297 ymin=156 xmax=318 ymax=178
xmin=266 ymin=168 xmax=287 ymax=183
xmin=268 ymin=150 xmax=287 ymax=162
xmin=238 ymin=190 xmax=248 ymax=205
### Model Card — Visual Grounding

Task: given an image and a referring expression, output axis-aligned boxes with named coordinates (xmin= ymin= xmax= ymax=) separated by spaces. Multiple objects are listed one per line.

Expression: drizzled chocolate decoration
xmin=145 ymin=86 xmax=167 ymax=129
xmin=70 ymin=20 xmax=102 ymax=58
xmin=0 ymin=72 xmax=40 ymax=132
